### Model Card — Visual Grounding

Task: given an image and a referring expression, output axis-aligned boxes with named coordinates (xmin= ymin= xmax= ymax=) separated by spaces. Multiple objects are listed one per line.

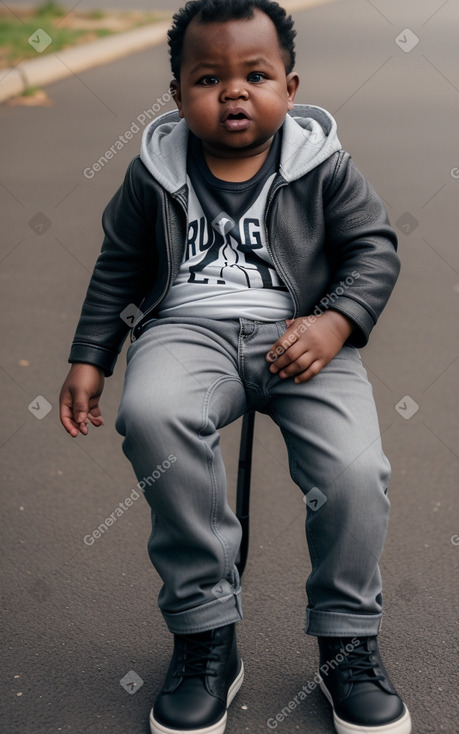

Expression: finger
xmin=277 ymin=352 xmax=313 ymax=379
xmin=61 ymin=415 xmax=80 ymax=437
xmin=78 ymin=421 xmax=89 ymax=436
xmin=269 ymin=342 xmax=304 ymax=373
xmin=87 ymin=413 xmax=104 ymax=427
xmin=266 ymin=331 xmax=299 ymax=367
xmin=72 ymin=392 xmax=90 ymax=424
xmin=266 ymin=346 xmax=283 ymax=364
xmin=86 ymin=401 xmax=104 ymax=427
xmin=87 ymin=403 xmax=102 ymax=418
xmin=60 ymin=399 xmax=80 ymax=437
xmin=293 ymin=360 xmax=323 ymax=384
xmin=61 ymin=411 xmax=89 ymax=437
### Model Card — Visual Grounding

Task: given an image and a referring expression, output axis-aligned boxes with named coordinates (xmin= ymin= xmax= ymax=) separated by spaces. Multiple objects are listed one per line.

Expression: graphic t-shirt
xmin=157 ymin=132 xmax=294 ymax=321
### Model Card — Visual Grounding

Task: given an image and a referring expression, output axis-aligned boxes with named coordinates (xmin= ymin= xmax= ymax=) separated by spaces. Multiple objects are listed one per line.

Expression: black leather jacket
xmin=69 ymin=106 xmax=399 ymax=376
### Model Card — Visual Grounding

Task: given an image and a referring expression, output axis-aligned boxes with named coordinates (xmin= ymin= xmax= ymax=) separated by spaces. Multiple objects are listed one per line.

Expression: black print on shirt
xmin=185 ymin=215 xmax=286 ymax=290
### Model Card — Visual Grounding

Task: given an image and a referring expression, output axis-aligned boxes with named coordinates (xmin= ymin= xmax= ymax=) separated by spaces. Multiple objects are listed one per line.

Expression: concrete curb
xmin=0 ymin=19 xmax=171 ymax=105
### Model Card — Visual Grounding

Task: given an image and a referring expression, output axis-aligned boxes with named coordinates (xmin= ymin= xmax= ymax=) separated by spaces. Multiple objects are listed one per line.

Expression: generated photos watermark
xmin=83 ymin=88 xmax=176 ymax=180
xmin=267 ymin=271 xmax=361 ymax=363
xmin=28 ymin=395 xmax=52 ymax=420
xmin=395 ymin=395 xmax=420 ymax=420
xmin=303 ymin=486 xmax=327 ymax=511
xmin=394 ymin=28 xmax=420 ymax=54
xmin=28 ymin=28 xmax=52 ymax=53
xmin=83 ymin=454 xmax=177 ymax=546
xmin=120 ymin=670 xmax=144 ymax=695
xmin=211 ymin=579 xmax=236 ymax=603
xmin=266 ymin=638 xmax=360 ymax=729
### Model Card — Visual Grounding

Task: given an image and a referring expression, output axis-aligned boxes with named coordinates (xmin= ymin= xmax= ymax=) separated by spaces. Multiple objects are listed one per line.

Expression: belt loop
xmin=240 ymin=319 xmax=256 ymax=337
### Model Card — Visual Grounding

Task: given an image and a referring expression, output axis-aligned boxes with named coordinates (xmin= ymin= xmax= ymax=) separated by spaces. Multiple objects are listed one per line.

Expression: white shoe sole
xmin=320 ymin=681 xmax=412 ymax=734
xmin=149 ymin=660 xmax=244 ymax=734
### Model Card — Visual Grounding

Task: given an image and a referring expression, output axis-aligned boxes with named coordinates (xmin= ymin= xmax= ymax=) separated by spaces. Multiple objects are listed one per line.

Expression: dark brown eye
xmin=200 ymin=76 xmax=219 ymax=86
xmin=247 ymin=72 xmax=265 ymax=83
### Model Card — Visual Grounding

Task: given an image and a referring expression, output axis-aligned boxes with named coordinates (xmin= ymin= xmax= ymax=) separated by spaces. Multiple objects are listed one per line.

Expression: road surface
xmin=1 ymin=1 xmax=458 ymax=732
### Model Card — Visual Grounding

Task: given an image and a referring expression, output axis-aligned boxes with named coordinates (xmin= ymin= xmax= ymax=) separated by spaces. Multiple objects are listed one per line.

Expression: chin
xmin=239 ymin=135 xmax=274 ymax=151
xmin=225 ymin=133 xmax=273 ymax=150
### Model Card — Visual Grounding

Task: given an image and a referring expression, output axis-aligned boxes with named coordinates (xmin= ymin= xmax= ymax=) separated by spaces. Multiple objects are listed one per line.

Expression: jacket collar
xmin=140 ymin=104 xmax=341 ymax=194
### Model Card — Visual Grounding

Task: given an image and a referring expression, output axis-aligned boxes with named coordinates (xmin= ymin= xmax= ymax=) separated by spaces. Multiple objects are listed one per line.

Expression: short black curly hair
xmin=168 ymin=0 xmax=296 ymax=81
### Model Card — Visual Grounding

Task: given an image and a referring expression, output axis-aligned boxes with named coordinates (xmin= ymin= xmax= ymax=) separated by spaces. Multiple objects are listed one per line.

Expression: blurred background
xmin=1 ymin=1 xmax=458 ymax=732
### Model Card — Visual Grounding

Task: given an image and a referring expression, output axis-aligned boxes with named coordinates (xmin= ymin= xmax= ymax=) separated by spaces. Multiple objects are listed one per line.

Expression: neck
xmin=202 ymin=139 xmax=273 ymax=182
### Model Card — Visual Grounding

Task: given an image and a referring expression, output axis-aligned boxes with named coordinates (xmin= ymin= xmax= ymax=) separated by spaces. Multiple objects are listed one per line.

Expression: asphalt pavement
xmin=1 ymin=1 xmax=459 ymax=733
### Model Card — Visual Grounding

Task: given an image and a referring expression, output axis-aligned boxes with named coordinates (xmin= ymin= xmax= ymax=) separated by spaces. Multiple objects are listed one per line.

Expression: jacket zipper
xmin=131 ymin=190 xmax=187 ymax=341
xmin=263 ymin=177 xmax=299 ymax=317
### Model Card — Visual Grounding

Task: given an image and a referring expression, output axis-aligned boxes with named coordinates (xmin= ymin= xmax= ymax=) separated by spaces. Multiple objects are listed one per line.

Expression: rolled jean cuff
xmin=305 ymin=609 xmax=383 ymax=637
xmin=162 ymin=589 xmax=243 ymax=635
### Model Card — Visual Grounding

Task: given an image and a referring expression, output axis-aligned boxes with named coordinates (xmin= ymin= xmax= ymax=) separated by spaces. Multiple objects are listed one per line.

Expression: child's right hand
xmin=59 ymin=363 xmax=105 ymax=438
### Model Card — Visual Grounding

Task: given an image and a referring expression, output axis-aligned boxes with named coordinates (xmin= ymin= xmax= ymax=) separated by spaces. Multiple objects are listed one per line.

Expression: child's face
xmin=172 ymin=9 xmax=299 ymax=158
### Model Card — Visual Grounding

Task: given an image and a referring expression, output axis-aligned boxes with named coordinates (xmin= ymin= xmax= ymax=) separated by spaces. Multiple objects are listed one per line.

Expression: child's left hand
xmin=266 ymin=310 xmax=354 ymax=383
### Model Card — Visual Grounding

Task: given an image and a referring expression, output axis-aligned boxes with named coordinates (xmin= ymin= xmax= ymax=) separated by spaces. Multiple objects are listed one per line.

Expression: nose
xmin=220 ymin=82 xmax=249 ymax=101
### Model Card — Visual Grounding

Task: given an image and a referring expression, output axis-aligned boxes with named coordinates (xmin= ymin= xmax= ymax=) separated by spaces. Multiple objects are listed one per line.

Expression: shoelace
xmin=175 ymin=634 xmax=221 ymax=679
xmin=339 ymin=639 xmax=384 ymax=684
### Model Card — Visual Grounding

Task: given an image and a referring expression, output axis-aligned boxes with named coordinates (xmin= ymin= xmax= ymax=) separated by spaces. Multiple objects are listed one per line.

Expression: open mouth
xmin=223 ymin=110 xmax=252 ymax=131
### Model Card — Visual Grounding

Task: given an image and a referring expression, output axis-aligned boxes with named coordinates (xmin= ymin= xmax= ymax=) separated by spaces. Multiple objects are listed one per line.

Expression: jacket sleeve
xmin=68 ymin=156 xmax=157 ymax=376
xmin=323 ymin=152 xmax=400 ymax=347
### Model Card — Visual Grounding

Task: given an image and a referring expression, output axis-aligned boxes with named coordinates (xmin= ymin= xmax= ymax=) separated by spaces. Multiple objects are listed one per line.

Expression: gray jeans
xmin=115 ymin=317 xmax=391 ymax=637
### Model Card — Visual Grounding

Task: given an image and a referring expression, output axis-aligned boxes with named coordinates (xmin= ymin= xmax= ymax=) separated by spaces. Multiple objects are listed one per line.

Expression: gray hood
xmin=140 ymin=103 xmax=341 ymax=194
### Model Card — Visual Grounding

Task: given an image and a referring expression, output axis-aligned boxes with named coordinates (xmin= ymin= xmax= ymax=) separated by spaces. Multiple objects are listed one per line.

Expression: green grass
xmin=0 ymin=3 xmax=164 ymax=68
xmin=35 ymin=2 xmax=67 ymax=19
xmin=88 ymin=11 xmax=106 ymax=21
xmin=0 ymin=5 xmax=115 ymax=67
xmin=22 ymin=85 xmax=42 ymax=96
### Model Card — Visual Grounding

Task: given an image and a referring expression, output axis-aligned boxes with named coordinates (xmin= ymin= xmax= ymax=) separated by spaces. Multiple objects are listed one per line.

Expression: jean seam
xmin=200 ymin=374 xmax=245 ymax=579
xmin=238 ymin=321 xmax=260 ymax=384
xmin=244 ymin=378 xmax=271 ymax=405
xmin=267 ymin=403 xmax=320 ymax=608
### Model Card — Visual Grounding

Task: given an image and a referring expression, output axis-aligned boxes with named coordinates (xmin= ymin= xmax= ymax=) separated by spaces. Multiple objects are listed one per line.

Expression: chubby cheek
xmin=185 ymin=112 xmax=219 ymax=140
xmin=252 ymin=89 xmax=288 ymax=118
xmin=181 ymin=91 xmax=217 ymax=121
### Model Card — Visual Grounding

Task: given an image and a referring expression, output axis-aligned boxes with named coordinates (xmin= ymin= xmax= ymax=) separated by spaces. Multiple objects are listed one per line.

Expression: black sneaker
xmin=150 ymin=623 xmax=243 ymax=734
xmin=318 ymin=636 xmax=411 ymax=734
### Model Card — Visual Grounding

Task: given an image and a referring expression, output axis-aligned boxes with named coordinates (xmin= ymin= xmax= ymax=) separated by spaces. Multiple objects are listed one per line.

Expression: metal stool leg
xmin=235 ymin=410 xmax=255 ymax=577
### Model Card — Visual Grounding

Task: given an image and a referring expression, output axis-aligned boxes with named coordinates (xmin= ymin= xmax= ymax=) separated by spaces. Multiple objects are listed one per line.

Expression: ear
xmin=286 ymin=72 xmax=300 ymax=110
xmin=170 ymin=79 xmax=184 ymax=118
